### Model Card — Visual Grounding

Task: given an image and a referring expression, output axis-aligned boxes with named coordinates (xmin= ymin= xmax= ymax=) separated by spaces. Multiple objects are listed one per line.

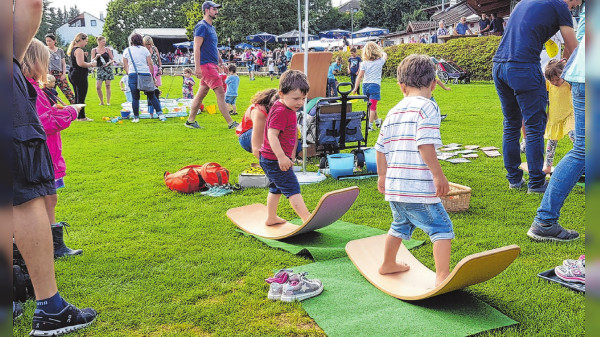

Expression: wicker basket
xmin=441 ymin=182 xmax=472 ymax=212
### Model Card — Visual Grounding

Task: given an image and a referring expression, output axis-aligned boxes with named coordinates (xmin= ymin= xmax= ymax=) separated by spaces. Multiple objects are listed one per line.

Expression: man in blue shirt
xmin=454 ymin=17 xmax=472 ymax=35
xmin=186 ymin=1 xmax=238 ymax=130
xmin=492 ymin=0 xmax=580 ymax=193
xmin=478 ymin=13 xmax=491 ymax=35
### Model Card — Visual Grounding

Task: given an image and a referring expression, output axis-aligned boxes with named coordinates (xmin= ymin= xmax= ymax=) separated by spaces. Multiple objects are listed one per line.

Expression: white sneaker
xmin=375 ymin=118 xmax=382 ymax=128
xmin=131 ymin=118 xmax=140 ymax=123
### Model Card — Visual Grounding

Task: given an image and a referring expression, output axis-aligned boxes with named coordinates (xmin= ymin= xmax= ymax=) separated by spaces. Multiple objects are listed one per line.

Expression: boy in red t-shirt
xmin=259 ymin=70 xmax=311 ymax=226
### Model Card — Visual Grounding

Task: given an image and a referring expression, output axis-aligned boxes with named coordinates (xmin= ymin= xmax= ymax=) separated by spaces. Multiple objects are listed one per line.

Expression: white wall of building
xmin=56 ymin=12 xmax=104 ymax=44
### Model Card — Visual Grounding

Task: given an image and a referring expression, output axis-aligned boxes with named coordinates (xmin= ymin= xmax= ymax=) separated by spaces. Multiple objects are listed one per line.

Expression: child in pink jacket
xmin=22 ymin=38 xmax=83 ymax=258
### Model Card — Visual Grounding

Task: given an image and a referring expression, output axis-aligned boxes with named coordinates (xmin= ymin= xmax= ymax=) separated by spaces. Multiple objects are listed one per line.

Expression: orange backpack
xmin=200 ymin=162 xmax=230 ymax=186
xmin=164 ymin=165 xmax=206 ymax=194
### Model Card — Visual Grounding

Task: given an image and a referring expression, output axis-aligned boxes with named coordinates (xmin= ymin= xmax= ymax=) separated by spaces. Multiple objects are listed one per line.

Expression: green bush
xmin=334 ymin=36 xmax=501 ymax=81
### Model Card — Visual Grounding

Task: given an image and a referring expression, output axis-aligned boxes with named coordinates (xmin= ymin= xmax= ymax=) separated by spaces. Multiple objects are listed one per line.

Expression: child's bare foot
xmin=378 ymin=261 xmax=410 ymax=275
xmin=265 ymin=216 xmax=287 ymax=226
xmin=543 ymin=166 xmax=552 ymax=175
xmin=435 ymin=272 xmax=450 ymax=286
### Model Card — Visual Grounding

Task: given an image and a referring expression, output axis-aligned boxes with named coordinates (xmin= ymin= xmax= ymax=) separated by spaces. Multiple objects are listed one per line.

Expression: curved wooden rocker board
xmin=289 ymin=52 xmax=333 ymax=100
xmin=227 ymin=186 xmax=359 ymax=240
xmin=346 ymin=234 xmax=520 ymax=301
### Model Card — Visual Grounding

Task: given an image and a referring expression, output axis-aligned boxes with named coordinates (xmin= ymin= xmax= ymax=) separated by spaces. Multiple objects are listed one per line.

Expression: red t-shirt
xmin=260 ymin=100 xmax=297 ymax=160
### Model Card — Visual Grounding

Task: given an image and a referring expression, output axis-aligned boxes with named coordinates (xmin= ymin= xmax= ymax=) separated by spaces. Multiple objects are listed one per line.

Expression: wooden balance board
xmin=289 ymin=52 xmax=333 ymax=100
xmin=346 ymin=234 xmax=520 ymax=301
xmin=227 ymin=186 xmax=359 ymax=240
xmin=520 ymin=162 xmax=554 ymax=176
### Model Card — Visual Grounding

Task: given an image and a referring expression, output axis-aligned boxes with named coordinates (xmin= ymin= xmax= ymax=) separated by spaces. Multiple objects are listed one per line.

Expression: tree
xmin=103 ymin=0 xmax=191 ymax=51
xmin=359 ymin=0 xmax=430 ymax=32
xmin=400 ymin=9 xmax=428 ymax=31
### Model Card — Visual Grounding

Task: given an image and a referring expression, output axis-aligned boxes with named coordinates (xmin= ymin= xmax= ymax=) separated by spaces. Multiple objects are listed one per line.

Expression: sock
xmin=36 ymin=292 xmax=68 ymax=314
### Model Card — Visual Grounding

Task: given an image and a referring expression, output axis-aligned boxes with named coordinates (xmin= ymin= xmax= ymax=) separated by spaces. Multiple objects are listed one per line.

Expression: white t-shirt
xmin=360 ymin=53 xmax=387 ymax=85
xmin=120 ymin=75 xmax=130 ymax=92
xmin=540 ymin=31 xmax=563 ymax=73
xmin=374 ymin=96 xmax=443 ymax=204
xmin=123 ymin=46 xmax=151 ymax=74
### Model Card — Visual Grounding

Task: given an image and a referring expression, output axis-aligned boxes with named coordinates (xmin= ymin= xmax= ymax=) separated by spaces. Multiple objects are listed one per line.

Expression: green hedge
xmin=334 ymin=36 xmax=501 ymax=81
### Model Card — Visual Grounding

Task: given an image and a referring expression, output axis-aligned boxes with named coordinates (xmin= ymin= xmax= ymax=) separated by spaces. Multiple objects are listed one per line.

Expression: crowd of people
xmin=11 ymin=0 xmax=585 ymax=335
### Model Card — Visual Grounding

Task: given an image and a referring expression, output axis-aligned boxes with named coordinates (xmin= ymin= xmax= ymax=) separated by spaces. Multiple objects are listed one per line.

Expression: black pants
xmin=350 ymin=73 xmax=360 ymax=95
xmin=69 ymin=72 xmax=88 ymax=119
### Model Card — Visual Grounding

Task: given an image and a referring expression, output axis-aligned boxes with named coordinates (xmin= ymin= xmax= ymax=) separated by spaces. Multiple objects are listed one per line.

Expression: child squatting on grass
xmin=375 ymin=54 xmax=454 ymax=287
xmin=259 ymin=70 xmax=311 ymax=226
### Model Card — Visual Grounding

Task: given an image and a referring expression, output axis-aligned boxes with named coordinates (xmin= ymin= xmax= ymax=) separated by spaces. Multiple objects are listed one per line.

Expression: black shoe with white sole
xmin=30 ymin=304 xmax=97 ymax=336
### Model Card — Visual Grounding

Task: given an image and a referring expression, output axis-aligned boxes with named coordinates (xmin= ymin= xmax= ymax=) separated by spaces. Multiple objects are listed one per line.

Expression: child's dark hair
xmin=251 ymin=88 xmax=279 ymax=111
xmin=350 ymin=47 xmax=357 ymax=53
xmin=396 ymin=54 xmax=435 ymax=89
xmin=228 ymin=64 xmax=237 ymax=73
xmin=279 ymin=70 xmax=310 ymax=95
xmin=544 ymin=59 xmax=565 ymax=81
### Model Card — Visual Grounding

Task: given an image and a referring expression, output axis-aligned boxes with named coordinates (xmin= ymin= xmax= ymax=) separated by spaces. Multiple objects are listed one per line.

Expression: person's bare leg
xmin=105 ymin=80 xmax=111 ymax=105
xmin=370 ymin=109 xmax=378 ymax=123
xmin=44 ymin=194 xmax=57 ymax=225
xmin=265 ymin=192 xmax=286 ymax=226
xmin=214 ymin=86 xmax=234 ymax=125
xmin=232 ymin=103 xmax=237 ymax=115
xmin=433 ymin=239 xmax=451 ymax=286
xmin=379 ymin=234 xmax=410 ymax=274
xmin=13 ymin=197 xmax=58 ymax=300
xmin=188 ymin=85 xmax=210 ymax=123
xmin=95 ymin=80 xmax=104 ymax=105
xmin=288 ymin=194 xmax=311 ymax=223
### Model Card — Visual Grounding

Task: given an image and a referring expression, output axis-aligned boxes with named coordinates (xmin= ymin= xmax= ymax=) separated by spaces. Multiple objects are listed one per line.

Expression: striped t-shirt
xmin=374 ymin=96 xmax=443 ymax=204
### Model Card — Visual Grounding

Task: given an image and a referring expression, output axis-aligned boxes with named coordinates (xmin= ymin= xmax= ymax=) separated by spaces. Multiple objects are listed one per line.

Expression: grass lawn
xmin=13 ymin=74 xmax=584 ymax=336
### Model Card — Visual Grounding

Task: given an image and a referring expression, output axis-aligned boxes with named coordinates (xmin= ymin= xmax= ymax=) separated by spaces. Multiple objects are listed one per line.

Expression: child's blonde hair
xmin=22 ymin=38 xmax=50 ymax=82
xmin=183 ymin=67 xmax=193 ymax=75
xmin=46 ymin=74 xmax=56 ymax=86
xmin=362 ymin=42 xmax=384 ymax=61
xmin=544 ymin=59 xmax=566 ymax=81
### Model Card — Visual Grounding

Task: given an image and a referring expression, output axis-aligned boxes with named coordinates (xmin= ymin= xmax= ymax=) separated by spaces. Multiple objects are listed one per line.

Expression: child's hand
xmin=433 ymin=174 xmax=450 ymax=197
xmin=278 ymin=157 xmax=294 ymax=171
xmin=377 ymin=176 xmax=385 ymax=194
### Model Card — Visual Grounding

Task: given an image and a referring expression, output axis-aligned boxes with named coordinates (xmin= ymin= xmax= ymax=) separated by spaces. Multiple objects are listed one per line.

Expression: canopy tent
xmin=234 ymin=42 xmax=254 ymax=50
xmin=132 ymin=28 xmax=188 ymax=52
xmin=246 ymin=32 xmax=277 ymax=49
xmin=277 ymin=30 xmax=318 ymax=43
xmin=352 ymin=27 xmax=390 ymax=38
xmin=173 ymin=41 xmax=193 ymax=50
xmin=319 ymin=29 xmax=351 ymax=39
xmin=218 ymin=45 xmax=231 ymax=50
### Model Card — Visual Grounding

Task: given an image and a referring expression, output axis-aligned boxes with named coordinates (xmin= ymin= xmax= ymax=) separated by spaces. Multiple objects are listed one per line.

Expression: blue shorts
xmin=225 ymin=95 xmax=237 ymax=105
xmin=259 ymin=155 xmax=301 ymax=197
xmin=363 ymin=83 xmax=381 ymax=101
xmin=388 ymin=202 xmax=454 ymax=242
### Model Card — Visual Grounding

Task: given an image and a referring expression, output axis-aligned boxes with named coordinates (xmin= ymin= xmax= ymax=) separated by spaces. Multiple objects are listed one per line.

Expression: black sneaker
xmin=30 ymin=304 xmax=97 ymax=336
xmin=14 ymin=302 xmax=23 ymax=321
xmin=185 ymin=121 xmax=203 ymax=129
xmin=228 ymin=121 xmax=239 ymax=129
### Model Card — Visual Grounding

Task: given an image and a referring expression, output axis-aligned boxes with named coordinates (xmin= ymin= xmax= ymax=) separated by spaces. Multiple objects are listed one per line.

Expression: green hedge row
xmin=333 ymin=35 xmax=501 ymax=81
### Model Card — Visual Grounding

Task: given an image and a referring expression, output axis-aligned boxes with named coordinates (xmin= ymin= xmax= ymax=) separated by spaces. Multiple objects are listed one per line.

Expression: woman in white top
xmin=351 ymin=41 xmax=387 ymax=130
xmin=122 ymin=33 xmax=165 ymax=123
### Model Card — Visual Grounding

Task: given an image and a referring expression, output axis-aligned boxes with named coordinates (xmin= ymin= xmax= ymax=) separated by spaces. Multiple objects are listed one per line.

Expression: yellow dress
xmin=545 ymin=80 xmax=574 ymax=140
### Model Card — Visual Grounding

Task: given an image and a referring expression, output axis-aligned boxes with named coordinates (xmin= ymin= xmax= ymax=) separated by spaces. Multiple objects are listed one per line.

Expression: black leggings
xmin=69 ymin=72 xmax=88 ymax=119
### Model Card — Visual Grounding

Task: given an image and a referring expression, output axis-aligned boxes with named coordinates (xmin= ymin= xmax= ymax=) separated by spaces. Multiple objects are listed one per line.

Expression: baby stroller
xmin=307 ymin=83 xmax=370 ymax=170
xmin=436 ymin=58 xmax=471 ymax=84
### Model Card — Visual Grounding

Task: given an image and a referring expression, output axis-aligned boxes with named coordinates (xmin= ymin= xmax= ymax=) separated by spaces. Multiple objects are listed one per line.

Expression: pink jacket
xmin=28 ymin=78 xmax=77 ymax=180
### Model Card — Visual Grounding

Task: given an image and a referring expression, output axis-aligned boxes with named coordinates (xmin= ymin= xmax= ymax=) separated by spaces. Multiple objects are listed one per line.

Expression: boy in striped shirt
xmin=374 ymin=54 xmax=454 ymax=287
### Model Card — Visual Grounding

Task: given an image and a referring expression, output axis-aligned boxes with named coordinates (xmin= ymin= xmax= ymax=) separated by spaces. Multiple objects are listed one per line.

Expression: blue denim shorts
xmin=225 ymin=95 xmax=237 ymax=105
xmin=363 ymin=83 xmax=381 ymax=101
xmin=259 ymin=156 xmax=301 ymax=198
xmin=388 ymin=202 xmax=454 ymax=242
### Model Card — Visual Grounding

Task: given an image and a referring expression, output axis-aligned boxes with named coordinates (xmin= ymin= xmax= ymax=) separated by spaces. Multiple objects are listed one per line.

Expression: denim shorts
xmin=225 ymin=95 xmax=237 ymax=105
xmin=239 ymin=128 xmax=253 ymax=153
xmin=259 ymin=155 xmax=301 ymax=198
xmin=363 ymin=83 xmax=381 ymax=101
xmin=388 ymin=202 xmax=454 ymax=242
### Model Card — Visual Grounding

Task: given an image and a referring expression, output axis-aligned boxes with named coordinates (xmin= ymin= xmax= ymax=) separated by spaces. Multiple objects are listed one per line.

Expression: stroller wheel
xmin=319 ymin=157 xmax=328 ymax=169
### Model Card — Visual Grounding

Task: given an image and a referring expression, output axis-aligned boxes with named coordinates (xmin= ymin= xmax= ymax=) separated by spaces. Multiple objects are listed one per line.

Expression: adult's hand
xmin=195 ymin=67 xmax=202 ymax=79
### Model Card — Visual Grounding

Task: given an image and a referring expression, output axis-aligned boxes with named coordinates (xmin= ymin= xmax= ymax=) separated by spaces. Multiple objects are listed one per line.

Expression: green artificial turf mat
xmin=294 ymin=257 xmax=518 ymax=337
xmin=237 ymin=219 xmax=425 ymax=261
